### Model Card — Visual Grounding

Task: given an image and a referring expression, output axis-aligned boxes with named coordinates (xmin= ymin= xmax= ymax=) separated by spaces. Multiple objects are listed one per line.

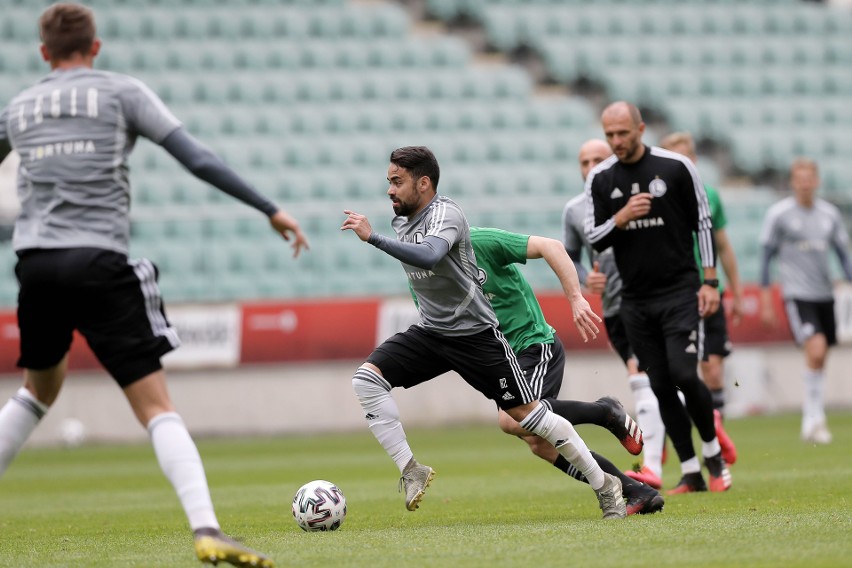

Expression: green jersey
xmin=470 ymin=227 xmax=555 ymax=353
xmin=693 ymin=185 xmax=726 ymax=291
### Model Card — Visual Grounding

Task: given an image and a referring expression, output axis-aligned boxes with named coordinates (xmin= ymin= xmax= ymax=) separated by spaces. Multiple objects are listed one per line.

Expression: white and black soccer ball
xmin=58 ymin=418 xmax=86 ymax=448
xmin=292 ymin=480 xmax=346 ymax=532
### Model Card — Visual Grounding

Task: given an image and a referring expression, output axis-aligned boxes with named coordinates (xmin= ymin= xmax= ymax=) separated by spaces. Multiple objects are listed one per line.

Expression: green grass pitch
xmin=1 ymin=412 xmax=850 ymax=567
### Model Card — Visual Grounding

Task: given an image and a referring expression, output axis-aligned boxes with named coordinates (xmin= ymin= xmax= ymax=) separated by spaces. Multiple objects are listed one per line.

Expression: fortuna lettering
xmin=29 ymin=140 xmax=96 ymax=161
xmin=626 ymin=217 xmax=665 ymax=230
xmin=407 ymin=269 xmax=436 ymax=280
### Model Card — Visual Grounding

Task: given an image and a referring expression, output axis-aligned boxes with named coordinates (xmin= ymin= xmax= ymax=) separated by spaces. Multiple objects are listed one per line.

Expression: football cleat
xmin=802 ymin=421 xmax=833 ymax=445
xmin=598 ymin=396 xmax=644 ymax=455
xmin=624 ymin=465 xmax=662 ymax=490
xmin=193 ymin=528 xmax=274 ymax=568
xmin=625 ymin=483 xmax=665 ymax=516
xmin=399 ymin=458 xmax=435 ymax=511
xmin=595 ymin=473 xmax=627 ymax=519
xmin=666 ymin=472 xmax=707 ymax=495
xmin=704 ymin=452 xmax=732 ymax=492
xmin=714 ymin=410 xmax=738 ymax=465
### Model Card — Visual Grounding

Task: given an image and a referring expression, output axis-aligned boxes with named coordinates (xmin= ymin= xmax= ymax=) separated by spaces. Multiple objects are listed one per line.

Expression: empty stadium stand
xmin=1 ymin=0 xmax=848 ymax=308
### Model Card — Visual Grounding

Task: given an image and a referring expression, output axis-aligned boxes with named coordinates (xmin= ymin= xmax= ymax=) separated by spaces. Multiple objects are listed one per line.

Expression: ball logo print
xmin=649 ymin=177 xmax=667 ymax=197
xmin=292 ymin=480 xmax=347 ymax=532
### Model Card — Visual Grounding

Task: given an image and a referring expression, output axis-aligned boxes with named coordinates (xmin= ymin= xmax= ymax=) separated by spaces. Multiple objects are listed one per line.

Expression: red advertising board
xmin=537 ymin=283 xmax=792 ymax=353
xmin=0 ymin=285 xmax=796 ymax=374
xmin=240 ymin=298 xmax=380 ymax=363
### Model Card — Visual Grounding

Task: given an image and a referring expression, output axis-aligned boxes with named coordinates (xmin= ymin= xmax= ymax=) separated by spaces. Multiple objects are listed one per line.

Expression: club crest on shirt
xmin=649 ymin=177 xmax=667 ymax=197
xmin=477 ymin=267 xmax=487 ymax=285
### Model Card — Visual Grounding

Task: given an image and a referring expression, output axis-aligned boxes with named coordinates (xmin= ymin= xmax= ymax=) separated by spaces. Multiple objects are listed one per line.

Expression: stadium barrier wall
xmin=2 ymin=285 xmax=852 ymax=446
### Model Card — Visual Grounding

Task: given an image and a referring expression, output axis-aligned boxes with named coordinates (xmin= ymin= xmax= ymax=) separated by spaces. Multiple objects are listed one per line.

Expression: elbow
xmin=185 ymin=150 xmax=221 ymax=177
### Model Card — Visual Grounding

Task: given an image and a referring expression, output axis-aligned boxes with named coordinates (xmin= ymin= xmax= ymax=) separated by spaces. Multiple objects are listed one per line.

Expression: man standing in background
xmin=585 ymin=102 xmax=731 ymax=494
xmin=759 ymin=158 xmax=852 ymax=445
xmin=563 ymin=138 xmax=665 ymax=490
xmin=660 ymin=131 xmax=739 ymax=465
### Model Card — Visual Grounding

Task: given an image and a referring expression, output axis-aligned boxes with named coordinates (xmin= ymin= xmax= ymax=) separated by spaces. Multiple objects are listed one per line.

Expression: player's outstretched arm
xmin=269 ymin=210 xmax=310 ymax=258
xmin=159 ymin=128 xmax=309 ymax=256
xmin=527 ymin=235 xmax=601 ymax=342
xmin=342 ymin=210 xmax=449 ymax=269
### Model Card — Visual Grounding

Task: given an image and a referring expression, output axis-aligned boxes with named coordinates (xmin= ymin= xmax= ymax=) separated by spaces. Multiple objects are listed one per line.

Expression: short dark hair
xmin=39 ymin=3 xmax=96 ymax=61
xmin=389 ymin=146 xmax=440 ymax=191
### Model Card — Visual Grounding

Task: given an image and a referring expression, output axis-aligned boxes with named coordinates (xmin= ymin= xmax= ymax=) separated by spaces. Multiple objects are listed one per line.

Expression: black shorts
xmin=15 ymin=248 xmax=179 ymax=386
xmin=702 ymin=300 xmax=731 ymax=359
xmin=366 ymin=325 xmax=532 ymax=410
xmin=516 ymin=337 xmax=565 ymax=402
xmin=604 ymin=314 xmax=636 ymax=366
xmin=618 ymin=289 xmax=702 ymax=376
xmin=785 ymin=298 xmax=837 ymax=346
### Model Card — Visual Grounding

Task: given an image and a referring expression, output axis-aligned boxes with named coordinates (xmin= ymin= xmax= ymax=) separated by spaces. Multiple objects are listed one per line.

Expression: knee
xmin=668 ymin=356 xmax=700 ymax=387
xmin=504 ymin=401 xmax=538 ymax=423
xmin=352 ymin=365 xmax=390 ymax=398
xmin=497 ymin=411 xmax=515 ymax=434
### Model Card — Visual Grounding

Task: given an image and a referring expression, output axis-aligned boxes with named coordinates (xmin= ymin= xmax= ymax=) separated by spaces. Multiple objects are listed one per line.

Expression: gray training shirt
xmin=391 ymin=194 xmax=498 ymax=336
xmin=760 ymin=196 xmax=851 ymax=301
xmin=0 ymin=67 xmax=181 ymax=255
xmin=562 ymin=193 xmax=624 ymax=317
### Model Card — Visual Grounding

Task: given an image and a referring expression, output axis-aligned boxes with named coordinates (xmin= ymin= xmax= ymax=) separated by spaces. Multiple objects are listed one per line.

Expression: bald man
xmin=562 ymin=140 xmax=666 ymax=490
xmin=584 ymin=102 xmax=731 ymax=495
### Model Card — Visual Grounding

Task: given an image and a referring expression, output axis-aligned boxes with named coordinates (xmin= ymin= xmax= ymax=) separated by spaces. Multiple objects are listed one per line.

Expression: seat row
xmin=171 ymin=99 xmax=597 ymax=139
xmin=129 ymin=68 xmax=534 ymax=106
xmin=129 ymin=162 xmax=586 ymax=209
xmin=428 ymin=0 xmax=798 ymax=22
xmin=665 ymin=97 xmax=852 ymax=140
xmin=477 ymin=3 xmax=852 ymax=51
xmin=91 ymin=38 xmax=472 ymax=74
xmin=129 ymin=129 xmax=602 ymax=175
xmin=537 ymin=37 xmax=852 ymax=82
xmin=601 ymin=68 xmax=852 ymax=108
xmin=727 ymin=127 xmax=852 ymax=173
xmin=1 ymin=4 xmax=409 ymax=41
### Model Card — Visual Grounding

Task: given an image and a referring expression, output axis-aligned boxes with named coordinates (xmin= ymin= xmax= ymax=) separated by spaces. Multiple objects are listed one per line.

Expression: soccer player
xmin=0 ymin=4 xmax=309 ymax=567
xmin=470 ymin=226 xmax=663 ymax=515
xmin=563 ymin=139 xmax=665 ymax=490
xmin=341 ymin=146 xmax=627 ymax=519
xmin=759 ymin=158 xmax=852 ymax=444
xmin=660 ymin=131 xmax=740 ymax=464
xmin=584 ymin=102 xmax=731 ymax=494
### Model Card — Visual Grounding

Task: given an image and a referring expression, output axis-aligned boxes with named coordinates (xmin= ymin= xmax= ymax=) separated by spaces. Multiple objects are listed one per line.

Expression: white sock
xmin=681 ymin=456 xmax=701 ymax=475
xmin=148 ymin=412 xmax=219 ymax=532
xmin=803 ymin=368 xmax=826 ymax=426
xmin=0 ymin=388 xmax=49 ymax=477
xmin=519 ymin=403 xmax=605 ymax=490
xmin=629 ymin=373 xmax=664 ymax=479
xmin=702 ymin=439 xmax=722 ymax=459
xmin=353 ymin=367 xmax=413 ymax=473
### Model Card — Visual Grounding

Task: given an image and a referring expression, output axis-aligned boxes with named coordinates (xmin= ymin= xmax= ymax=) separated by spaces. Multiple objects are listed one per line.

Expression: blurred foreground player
xmin=0 ymin=4 xmax=309 ymax=566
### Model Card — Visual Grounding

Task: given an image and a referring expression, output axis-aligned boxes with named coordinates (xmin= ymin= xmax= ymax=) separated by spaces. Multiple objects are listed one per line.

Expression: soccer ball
xmin=58 ymin=418 xmax=86 ymax=448
xmin=291 ymin=480 xmax=346 ymax=532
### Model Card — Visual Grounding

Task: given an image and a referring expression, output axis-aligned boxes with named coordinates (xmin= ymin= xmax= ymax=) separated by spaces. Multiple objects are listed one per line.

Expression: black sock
xmin=710 ymin=388 xmax=725 ymax=413
xmin=553 ymin=455 xmax=586 ymax=482
xmin=546 ymin=398 xmax=607 ymax=427
xmin=553 ymin=452 xmax=638 ymax=492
